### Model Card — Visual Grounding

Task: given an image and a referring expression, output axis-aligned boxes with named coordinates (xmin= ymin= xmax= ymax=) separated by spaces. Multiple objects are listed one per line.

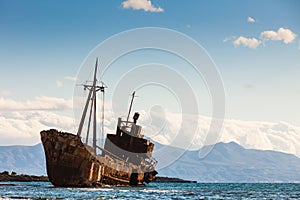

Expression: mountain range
xmin=0 ymin=144 xmax=46 ymax=175
xmin=156 ymin=142 xmax=300 ymax=182
xmin=0 ymin=142 xmax=299 ymax=182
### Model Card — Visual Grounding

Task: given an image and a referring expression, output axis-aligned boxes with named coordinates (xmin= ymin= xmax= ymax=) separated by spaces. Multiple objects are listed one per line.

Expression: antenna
xmin=126 ymin=91 xmax=136 ymax=124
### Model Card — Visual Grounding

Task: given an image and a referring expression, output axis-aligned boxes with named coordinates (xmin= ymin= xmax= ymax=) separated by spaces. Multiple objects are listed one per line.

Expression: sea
xmin=0 ymin=182 xmax=299 ymax=199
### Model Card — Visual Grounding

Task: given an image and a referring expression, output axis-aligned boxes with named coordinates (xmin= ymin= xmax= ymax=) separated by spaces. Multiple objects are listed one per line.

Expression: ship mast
xmin=77 ymin=58 xmax=106 ymax=155
xmin=92 ymin=59 xmax=98 ymax=154
xmin=85 ymin=94 xmax=94 ymax=145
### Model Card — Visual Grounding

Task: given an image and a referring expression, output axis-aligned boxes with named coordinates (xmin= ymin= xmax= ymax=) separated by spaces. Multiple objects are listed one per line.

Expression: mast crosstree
xmin=77 ymin=58 xmax=107 ymax=154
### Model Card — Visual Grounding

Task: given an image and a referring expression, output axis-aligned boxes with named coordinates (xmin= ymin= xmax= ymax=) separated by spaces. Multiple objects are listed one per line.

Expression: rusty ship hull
xmin=41 ymin=58 xmax=157 ymax=187
xmin=41 ymin=129 xmax=157 ymax=187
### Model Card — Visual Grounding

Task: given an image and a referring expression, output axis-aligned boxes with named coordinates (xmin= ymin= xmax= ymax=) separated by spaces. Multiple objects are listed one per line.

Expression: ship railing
xmin=118 ymin=118 xmax=135 ymax=133
xmin=145 ymin=157 xmax=158 ymax=167
xmin=96 ymin=145 xmax=124 ymax=161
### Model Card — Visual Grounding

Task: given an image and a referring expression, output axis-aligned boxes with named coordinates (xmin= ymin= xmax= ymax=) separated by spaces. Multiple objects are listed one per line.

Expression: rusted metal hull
xmin=40 ymin=129 xmax=157 ymax=187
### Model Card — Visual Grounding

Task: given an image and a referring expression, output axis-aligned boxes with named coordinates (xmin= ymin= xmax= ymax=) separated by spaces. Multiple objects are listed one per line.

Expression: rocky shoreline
xmin=0 ymin=171 xmax=49 ymax=182
xmin=0 ymin=171 xmax=196 ymax=183
xmin=155 ymin=176 xmax=197 ymax=183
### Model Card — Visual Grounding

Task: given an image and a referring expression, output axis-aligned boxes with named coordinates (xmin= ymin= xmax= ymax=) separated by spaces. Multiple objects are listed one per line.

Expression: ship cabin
xmin=104 ymin=112 xmax=155 ymax=166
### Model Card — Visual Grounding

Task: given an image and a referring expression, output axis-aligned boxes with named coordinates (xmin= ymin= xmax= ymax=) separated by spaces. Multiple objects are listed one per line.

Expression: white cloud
xmin=0 ymin=96 xmax=72 ymax=111
xmin=218 ymin=119 xmax=300 ymax=158
xmin=65 ymin=76 xmax=77 ymax=81
xmin=230 ymin=27 xmax=297 ymax=49
xmin=260 ymin=27 xmax=297 ymax=44
xmin=122 ymin=0 xmax=164 ymax=12
xmin=101 ymin=108 xmax=300 ymax=158
xmin=223 ymin=36 xmax=236 ymax=42
xmin=1 ymin=102 xmax=300 ymax=158
xmin=0 ymin=111 xmax=75 ymax=145
xmin=56 ymin=80 xmax=63 ymax=88
xmin=247 ymin=17 xmax=255 ymax=23
xmin=233 ymin=36 xmax=262 ymax=49
xmin=0 ymin=90 xmax=12 ymax=97
xmin=138 ymin=111 xmax=300 ymax=158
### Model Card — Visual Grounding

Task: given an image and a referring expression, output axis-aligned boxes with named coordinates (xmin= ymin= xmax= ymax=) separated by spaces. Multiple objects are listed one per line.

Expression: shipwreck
xmin=40 ymin=58 xmax=158 ymax=187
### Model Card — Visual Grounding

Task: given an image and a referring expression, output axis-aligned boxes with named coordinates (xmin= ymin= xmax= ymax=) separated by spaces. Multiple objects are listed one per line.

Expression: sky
xmin=0 ymin=0 xmax=300 ymax=150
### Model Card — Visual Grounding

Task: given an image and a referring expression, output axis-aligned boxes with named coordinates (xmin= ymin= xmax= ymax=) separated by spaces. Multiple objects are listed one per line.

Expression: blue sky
xmin=0 ymin=0 xmax=300 ymax=146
